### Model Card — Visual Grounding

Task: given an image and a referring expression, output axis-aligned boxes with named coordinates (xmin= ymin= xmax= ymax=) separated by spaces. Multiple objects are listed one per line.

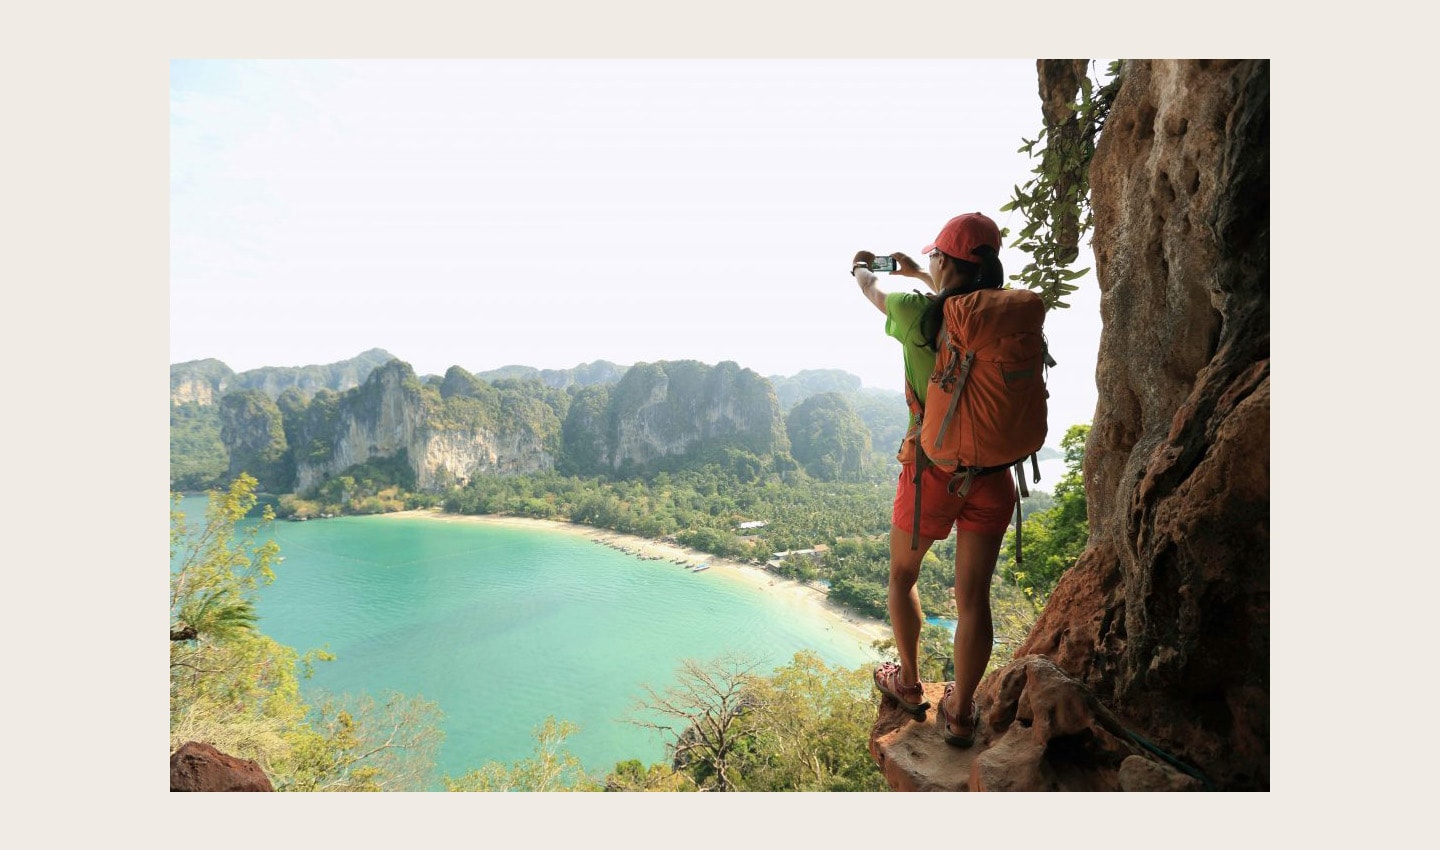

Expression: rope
xmin=1071 ymin=681 xmax=1215 ymax=790
xmin=1121 ymin=728 xmax=1215 ymax=791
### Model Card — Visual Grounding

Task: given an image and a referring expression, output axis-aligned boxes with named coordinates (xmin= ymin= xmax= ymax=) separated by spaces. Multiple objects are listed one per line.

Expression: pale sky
xmin=171 ymin=59 xmax=1104 ymax=432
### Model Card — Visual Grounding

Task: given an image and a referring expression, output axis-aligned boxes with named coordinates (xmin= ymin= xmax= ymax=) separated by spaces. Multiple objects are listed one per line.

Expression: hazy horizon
xmin=171 ymin=59 xmax=1104 ymax=432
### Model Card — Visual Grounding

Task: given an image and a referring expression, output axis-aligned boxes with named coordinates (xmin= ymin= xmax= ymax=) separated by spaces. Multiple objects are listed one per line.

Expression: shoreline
xmin=381 ymin=508 xmax=892 ymax=651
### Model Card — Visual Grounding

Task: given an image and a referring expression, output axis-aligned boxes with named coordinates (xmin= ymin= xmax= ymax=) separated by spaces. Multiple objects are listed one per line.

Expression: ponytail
xmin=916 ymin=245 xmax=1006 ymax=351
xmin=971 ymin=244 xmax=1004 ymax=290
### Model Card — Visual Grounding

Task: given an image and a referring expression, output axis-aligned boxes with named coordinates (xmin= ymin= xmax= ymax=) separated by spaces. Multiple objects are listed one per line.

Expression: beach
xmin=384 ymin=508 xmax=892 ymax=649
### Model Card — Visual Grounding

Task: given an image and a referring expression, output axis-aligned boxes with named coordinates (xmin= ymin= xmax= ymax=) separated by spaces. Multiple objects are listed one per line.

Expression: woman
xmin=851 ymin=211 xmax=1013 ymax=747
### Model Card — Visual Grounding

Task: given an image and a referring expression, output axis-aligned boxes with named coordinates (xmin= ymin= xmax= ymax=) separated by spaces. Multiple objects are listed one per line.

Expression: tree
xmin=738 ymin=651 xmax=888 ymax=791
xmin=628 ymin=653 xmax=765 ymax=792
xmin=602 ymin=758 xmax=691 ymax=792
xmin=443 ymin=717 xmax=600 ymax=792
xmin=280 ymin=692 xmax=445 ymax=791
xmin=170 ymin=474 xmax=278 ymax=651
xmin=170 ymin=476 xmax=305 ymax=771
xmin=171 ymin=477 xmax=444 ymax=791
xmin=1000 ymin=423 xmax=1091 ymax=601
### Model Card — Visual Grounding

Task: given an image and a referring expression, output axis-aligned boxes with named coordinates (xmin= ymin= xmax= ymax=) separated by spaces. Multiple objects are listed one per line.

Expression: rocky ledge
xmin=869 ymin=656 xmax=1203 ymax=792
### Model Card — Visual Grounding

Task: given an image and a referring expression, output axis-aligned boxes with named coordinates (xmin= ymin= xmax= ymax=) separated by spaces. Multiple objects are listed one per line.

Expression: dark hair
xmin=917 ymin=244 xmax=1005 ymax=350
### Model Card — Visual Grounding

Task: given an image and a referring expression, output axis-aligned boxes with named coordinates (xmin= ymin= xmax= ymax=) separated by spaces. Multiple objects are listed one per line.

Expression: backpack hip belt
xmin=907 ymin=449 xmax=1014 ymax=551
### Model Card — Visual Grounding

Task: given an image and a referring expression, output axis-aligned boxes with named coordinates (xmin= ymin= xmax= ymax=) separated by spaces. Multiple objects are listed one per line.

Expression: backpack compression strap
xmin=931 ymin=324 xmax=977 ymax=455
xmin=1009 ymin=452 xmax=1040 ymax=568
xmin=910 ymin=449 xmax=930 ymax=551
xmin=1012 ymin=461 xmax=1027 ymax=569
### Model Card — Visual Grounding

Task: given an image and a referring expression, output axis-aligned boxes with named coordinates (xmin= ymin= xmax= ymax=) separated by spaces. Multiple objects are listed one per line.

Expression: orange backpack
xmin=905 ymin=287 xmax=1053 ymax=556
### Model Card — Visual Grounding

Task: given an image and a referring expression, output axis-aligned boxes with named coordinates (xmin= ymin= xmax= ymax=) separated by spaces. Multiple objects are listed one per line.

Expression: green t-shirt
xmin=884 ymin=290 xmax=936 ymax=407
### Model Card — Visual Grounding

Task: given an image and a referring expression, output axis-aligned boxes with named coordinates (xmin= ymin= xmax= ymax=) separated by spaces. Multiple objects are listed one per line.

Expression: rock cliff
xmin=214 ymin=356 xmax=797 ymax=494
xmin=473 ymin=360 xmax=628 ymax=389
xmin=219 ymin=389 xmax=293 ymax=492
xmin=871 ymin=59 xmax=1268 ymax=791
xmin=566 ymin=360 xmax=790 ymax=475
xmin=289 ymin=361 xmax=560 ymax=493
xmin=171 ymin=358 xmax=236 ymax=406
xmin=170 ymin=348 xmax=396 ymax=407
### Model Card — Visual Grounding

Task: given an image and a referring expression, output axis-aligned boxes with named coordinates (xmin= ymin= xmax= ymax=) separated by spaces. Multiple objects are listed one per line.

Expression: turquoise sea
xmin=173 ymin=497 xmax=882 ymax=787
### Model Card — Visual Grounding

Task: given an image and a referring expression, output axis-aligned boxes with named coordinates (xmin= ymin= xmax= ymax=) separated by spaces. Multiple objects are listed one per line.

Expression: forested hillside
xmin=170 ymin=352 xmax=910 ymax=494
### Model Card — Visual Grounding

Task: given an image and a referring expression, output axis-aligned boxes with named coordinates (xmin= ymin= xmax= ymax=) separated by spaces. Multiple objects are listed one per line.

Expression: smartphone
xmin=870 ymin=256 xmax=899 ymax=273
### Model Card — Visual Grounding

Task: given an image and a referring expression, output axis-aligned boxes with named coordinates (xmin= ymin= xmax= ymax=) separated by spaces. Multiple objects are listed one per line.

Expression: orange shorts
xmin=892 ymin=462 xmax=1017 ymax=540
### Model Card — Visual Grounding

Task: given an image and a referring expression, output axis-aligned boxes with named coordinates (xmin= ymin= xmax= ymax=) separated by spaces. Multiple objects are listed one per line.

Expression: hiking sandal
xmin=936 ymin=682 xmax=981 ymax=748
xmin=874 ymin=661 xmax=930 ymax=717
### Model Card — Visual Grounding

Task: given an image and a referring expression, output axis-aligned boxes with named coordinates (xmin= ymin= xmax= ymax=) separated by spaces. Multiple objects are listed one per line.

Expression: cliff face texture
xmin=872 ymin=59 xmax=1269 ymax=791
xmin=291 ymin=361 xmax=558 ymax=493
xmin=170 ymin=349 xmax=397 ymax=407
xmin=213 ymin=357 xmax=796 ymax=494
xmin=567 ymin=360 xmax=789 ymax=475
xmin=171 ymin=358 xmax=236 ymax=406
xmin=170 ymin=742 xmax=273 ymax=792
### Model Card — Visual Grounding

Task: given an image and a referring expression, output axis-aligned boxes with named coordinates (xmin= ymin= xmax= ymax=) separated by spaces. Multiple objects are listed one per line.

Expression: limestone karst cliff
xmin=171 ymin=348 xmax=397 ymax=407
xmin=565 ymin=360 xmax=790 ymax=476
xmin=170 ymin=358 xmax=236 ymax=406
xmin=211 ymin=357 xmax=798 ymax=495
xmin=870 ymin=58 xmax=1268 ymax=792
xmin=287 ymin=361 xmax=562 ymax=493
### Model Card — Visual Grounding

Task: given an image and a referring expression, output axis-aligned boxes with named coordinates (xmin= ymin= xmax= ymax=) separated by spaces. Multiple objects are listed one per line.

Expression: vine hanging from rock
xmin=1001 ymin=59 xmax=1122 ymax=310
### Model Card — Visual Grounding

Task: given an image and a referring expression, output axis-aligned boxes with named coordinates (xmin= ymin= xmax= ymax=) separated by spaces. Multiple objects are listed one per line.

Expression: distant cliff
xmin=276 ymin=362 xmax=566 ymax=493
xmin=471 ymin=360 xmax=628 ymax=389
xmin=210 ymin=357 xmax=803 ymax=495
xmin=768 ymin=369 xmax=863 ymax=411
xmin=171 ymin=348 xmax=398 ymax=406
xmin=173 ymin=349 xmax=912 ymax=492
xmin=568 ymin=360 xmax=790 ymax=476
xmin=171 ymin=358 xmax=236 ymax=406
xmin=786 ymin=392 xmax=871 ymax=481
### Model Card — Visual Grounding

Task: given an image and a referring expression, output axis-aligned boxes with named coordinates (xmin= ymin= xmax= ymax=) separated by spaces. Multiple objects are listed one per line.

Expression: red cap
xmin=921 ymin=212 xmax=1002 ymax=261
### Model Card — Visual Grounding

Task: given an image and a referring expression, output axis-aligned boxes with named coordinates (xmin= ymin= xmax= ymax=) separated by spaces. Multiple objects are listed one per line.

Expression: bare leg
xmin=888 ymin=525 xmax=937 ymax=690
xmin=943 ymin=529 xmax=1005 ymax=726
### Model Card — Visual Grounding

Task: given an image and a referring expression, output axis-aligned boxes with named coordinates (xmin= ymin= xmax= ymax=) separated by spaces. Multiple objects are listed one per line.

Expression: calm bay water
xmin=174 ymin=497 xmax=880 ymax=787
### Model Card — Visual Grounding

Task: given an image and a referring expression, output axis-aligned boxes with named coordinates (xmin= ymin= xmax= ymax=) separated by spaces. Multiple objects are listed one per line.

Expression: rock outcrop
xmin=290 ymin=361 xmax=559 ymax=493
xmin=473 ymin=360 xmax=628 ymax=389
xmin=170 ymin=741 xmax=273 ymax=792
xmin=214 ymin=356 xmax=797 ymax=494
xmin=170 ymin=358 xmax=236 ymax=406
xmin=219 ymin=389 xmax=293 ymax=492
xmin=565 ymin=360 xmax=790 ymax=475
xmin=871 ymin=58 xmax=1268 ymax=791
xmin=170 ymin=349 xmax=396 ymax=407
xmin=870 ymin=657 xmax=1203 ymax=791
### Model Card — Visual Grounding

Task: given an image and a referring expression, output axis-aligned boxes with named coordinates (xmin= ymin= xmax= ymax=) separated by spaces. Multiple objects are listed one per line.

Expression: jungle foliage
xmin=448 ymin=651 xmax=890 ymax=792
xmin=170 ymin=401 xmax=228 ymax=490
xmin=1001 ymin=59 xmax=1123 ymax=310
xmin=170 ymin=476 xmax=443 ymax=791
xmin=998 ymin=423 xmax=1090 ymax=603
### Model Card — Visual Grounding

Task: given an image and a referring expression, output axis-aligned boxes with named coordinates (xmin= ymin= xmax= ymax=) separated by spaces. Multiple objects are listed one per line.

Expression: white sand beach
xmin=382 ymin=508 xmax=892 ymax=649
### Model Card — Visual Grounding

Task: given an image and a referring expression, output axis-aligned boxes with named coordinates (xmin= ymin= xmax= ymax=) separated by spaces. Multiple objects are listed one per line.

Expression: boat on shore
xmin=691 ymin=563 xmax=710 ymax=573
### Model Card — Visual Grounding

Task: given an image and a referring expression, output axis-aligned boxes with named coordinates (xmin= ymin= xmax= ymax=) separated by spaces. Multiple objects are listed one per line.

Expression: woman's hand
xmin=890 ymin=250 xmax=937 ymax=292
xmin=891 ymin=251 xmax=923 ymax=277
xmin=851 ymin=250 xmax=875 ymax=276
